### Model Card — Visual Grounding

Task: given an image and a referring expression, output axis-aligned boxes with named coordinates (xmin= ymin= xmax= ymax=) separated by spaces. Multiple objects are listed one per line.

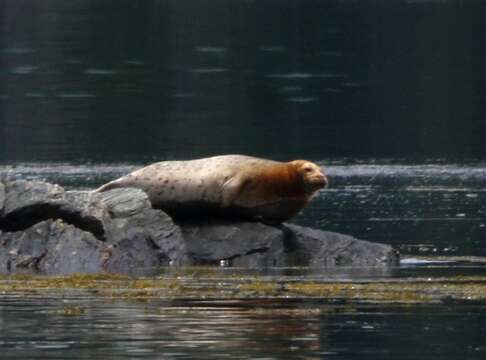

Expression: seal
xmin=95 ymin=155 xmax=328 ymax=223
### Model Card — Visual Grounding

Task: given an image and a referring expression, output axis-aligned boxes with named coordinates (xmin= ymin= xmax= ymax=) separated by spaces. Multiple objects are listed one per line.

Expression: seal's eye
xmin=304 ymin=167 xmax=313 ymax=173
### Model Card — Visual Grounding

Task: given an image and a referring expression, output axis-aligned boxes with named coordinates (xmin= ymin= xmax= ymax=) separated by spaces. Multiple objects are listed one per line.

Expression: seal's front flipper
xmin=221 ymin=175 xmax=247 ymax=208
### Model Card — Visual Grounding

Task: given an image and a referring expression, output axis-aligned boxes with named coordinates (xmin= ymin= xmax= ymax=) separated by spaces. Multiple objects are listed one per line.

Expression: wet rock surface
xmin=0 ymin=220 xmax=106 ymax=275
xmin=0 ymin=182 xmax=5 ymax=212
xmin=0 ymin=180 xmax=399 ymax=275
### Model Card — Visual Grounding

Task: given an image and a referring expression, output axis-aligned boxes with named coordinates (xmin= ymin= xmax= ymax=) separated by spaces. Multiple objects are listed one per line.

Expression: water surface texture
xmin=0 ymin=296 xmax=485 ymax=360
xmin=1 ymin=265 xmax=486 ymax=360
xmin=1 ymin=0 xmax=486 ymax=162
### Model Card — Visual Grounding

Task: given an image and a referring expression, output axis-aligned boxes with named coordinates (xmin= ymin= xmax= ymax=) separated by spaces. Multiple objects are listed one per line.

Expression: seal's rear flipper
xmin=94 ymin=179 xmax=122 ymax=193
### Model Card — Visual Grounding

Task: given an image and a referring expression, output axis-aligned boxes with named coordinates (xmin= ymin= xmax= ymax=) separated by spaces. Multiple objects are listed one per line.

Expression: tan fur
xmin=95 ymin=155 xmax=328 ymax=223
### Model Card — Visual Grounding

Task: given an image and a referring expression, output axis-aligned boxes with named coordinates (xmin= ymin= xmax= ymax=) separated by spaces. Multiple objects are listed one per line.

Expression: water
xmin=1 ymin=262 xmax=486 ymax=360
xmin=0 ymin=296 xmax=485 ymax=360
xmin=1 ymin=0 xmax=486 ymax=162
xmin=2 ymin=0 xmax=486 ymax=358
xmin=302 ymin=161 xmax=486 ymax=257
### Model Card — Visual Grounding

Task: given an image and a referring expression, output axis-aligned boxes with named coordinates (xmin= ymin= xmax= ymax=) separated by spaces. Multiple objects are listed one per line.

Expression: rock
xmin=61 ymin=190 xmax=109 ymax=240
xmin=177 ymin=219 xmax=398 ymax=267
xmin=98 ymin=188 xmax=186 ymax=265
xmin=97 ymin=188 xmax=151 ymax=218
xmin=0 ymin=220 xmax=106 ymax=275
xmin=1 ymin=180 xmax=65 ymax=231
xmin=2 ymin=180 xmax=64 ymax=216
xmin=0 ymin=181 xmax=5 ymax=213
xmin=0 ymin=180 xmax=109 ymax=239
xmin=0 ymin=180 xmax=399 ymax=275
xmin=0 ymin=219 xmax=167 ymax=275
xmin=102 ymin=235 xmax=162 ymax=276
xmin=178 ymin=219 xmax=286 ymax=267
xmin=36 ymin=220 xmax=107 ymax=275
xmin=283 ymin=224 xmax=398 ymax=267
xmin=0 ymin=181 xmax=186 ymax=275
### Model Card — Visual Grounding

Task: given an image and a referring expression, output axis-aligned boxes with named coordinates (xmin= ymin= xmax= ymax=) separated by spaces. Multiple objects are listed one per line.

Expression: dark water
xmin=1 ymin=0 xmax=486 ymax=162
xmin=1 ymin=262 xmax=486 ymax=360
xmin=0 ymin=295 xmax=485 ymax=360
xmin=2 ymin=0 xmax=486 ymax=358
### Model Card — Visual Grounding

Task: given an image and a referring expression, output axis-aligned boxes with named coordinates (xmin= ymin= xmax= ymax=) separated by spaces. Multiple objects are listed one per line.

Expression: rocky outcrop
xmin=0 ymin=180 xmax=399 ymax=275
xmin=1 ymin=181 xmax=107 ymax=239
xmin=0 ymin=220 xmax=107 ymax=275
xmin=178 ymin=220 xmax=397 ymax=268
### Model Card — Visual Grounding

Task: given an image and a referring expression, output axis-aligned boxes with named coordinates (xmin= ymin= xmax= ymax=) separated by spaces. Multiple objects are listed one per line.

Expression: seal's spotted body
xmin=95 ymin=155 xmax=327 ymax=223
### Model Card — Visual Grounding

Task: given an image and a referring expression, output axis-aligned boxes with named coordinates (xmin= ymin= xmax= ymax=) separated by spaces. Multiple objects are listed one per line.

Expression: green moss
xmin=238 ymin=281 xmax=280 ymax=295
xmin=1 ymin=272 xmax=486 ymax=304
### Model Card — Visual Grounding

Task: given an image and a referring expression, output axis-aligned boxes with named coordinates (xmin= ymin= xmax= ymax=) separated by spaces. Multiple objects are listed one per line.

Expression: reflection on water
xmin=0 ymin=258 xmax=483 ymax=359
xmin=1 ymin=294 xmax=485 ymax=360
xmin=2 ymin=160 xmax=484 ymax=257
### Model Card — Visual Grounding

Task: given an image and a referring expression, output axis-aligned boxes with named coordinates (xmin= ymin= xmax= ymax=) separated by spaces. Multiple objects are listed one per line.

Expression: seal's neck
xmin=258 ymin=164 xmax=308 ymax=198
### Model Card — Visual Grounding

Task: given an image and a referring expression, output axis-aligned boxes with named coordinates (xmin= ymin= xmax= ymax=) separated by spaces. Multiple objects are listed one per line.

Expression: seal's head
xmin=291 ymin=160 xmax=328 ymax=194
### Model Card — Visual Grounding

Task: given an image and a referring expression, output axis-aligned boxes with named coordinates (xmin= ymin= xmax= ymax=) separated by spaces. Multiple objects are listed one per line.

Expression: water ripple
xmin=195 ymin=46 xmax=227 ymax=54
xmin=84 ymin=68 xmax=118 ymax=75
xmin=192 ymin=68 xmax=228 ymax=74
xmin=266 ymin=73 xmax=346 ymax=79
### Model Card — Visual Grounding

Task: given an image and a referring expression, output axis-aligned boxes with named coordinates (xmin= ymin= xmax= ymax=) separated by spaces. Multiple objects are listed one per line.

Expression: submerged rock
xmin=0 ymin=180 xmax=399 ymax=275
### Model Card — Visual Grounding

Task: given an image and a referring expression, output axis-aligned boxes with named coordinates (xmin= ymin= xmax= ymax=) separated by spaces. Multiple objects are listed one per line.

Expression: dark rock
xmin=0 ymin=220 xmax=107 ymax=275
xmin=0 ymin=182 xmax=186 ymax=275
xmin=0 ymin=180 xmax=399 ymax=275
xmin=0 ymin=180 xmax=108 ymax=239
xmin=0 ymin=181 xmax=5 ymax=213
xmin=178 ymin=219 xmax=286 ymax=267
xmin=283 ymin=224 xmax=398 ymax=267
xmin=60 ymin=190 xmax=109 ymax=240
xmin=102 ymin=235 xmax=162 ymax=276
xmin=177 ymin=219 xmax=399 ymax=267
xmin=36 ymin=220 xmax=107 ymax=275
xmin=1 ymin=180 xmax=65 ymax=232
xmin=97 ymin=188 xmax=151 ymax=218
xmin=0 ymin=219 xmax=168 ymax=275
xmin=98 ymin=188 xmax=186 ymax=265
xmin=2 ymin=180 xmax=64 ymax=216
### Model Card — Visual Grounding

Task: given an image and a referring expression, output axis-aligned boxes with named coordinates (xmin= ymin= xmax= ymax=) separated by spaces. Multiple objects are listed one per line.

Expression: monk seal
xmin=95 ymin=155 xmax=328 ymax=223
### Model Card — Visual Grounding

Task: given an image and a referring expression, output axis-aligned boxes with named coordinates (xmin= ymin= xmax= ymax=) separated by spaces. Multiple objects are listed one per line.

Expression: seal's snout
xmin=296 ymin=160 xmax=329 ymax=191
xmin=315 ymin=174 xmax=329 ymax=188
